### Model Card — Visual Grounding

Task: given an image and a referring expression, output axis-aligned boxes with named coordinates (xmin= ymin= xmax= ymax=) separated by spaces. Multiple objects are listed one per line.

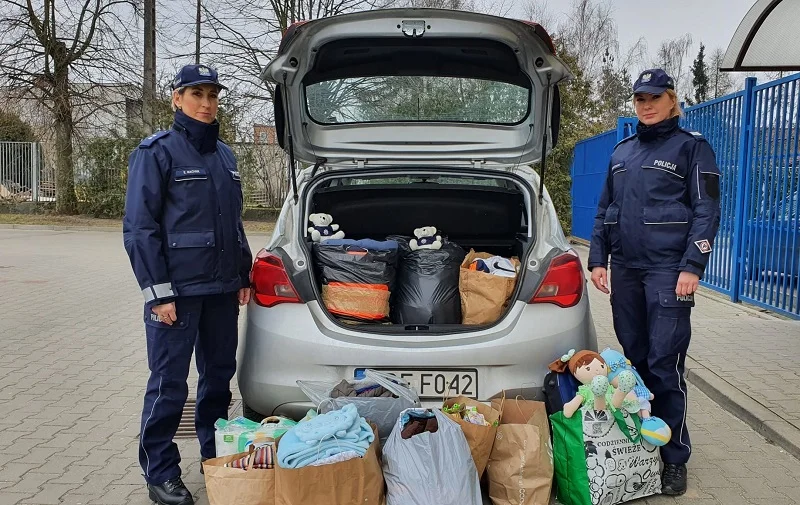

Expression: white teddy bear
xmin=308 ymin=213 xmax=345 ymax=242
xmin=409 ymin=226 xmax=442 ymax=251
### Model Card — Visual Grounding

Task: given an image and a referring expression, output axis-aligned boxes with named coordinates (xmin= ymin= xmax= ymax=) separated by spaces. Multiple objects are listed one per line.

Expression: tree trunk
xmin=53 ymin=58 xmax=77 ymax=215
xmin=143 ymin=0 xmax=156 ymax=134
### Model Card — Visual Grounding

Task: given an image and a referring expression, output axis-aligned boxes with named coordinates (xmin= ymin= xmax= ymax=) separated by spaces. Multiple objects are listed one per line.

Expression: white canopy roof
xmin=720 ymin=0 xmax=800 ymax=71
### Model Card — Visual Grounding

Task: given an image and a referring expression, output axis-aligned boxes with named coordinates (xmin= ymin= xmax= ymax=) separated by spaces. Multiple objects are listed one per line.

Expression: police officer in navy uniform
xmin=123 ymin=64 xmax=252 ymax=505
xmin=588 ymin=68 xmax=721 ymax=496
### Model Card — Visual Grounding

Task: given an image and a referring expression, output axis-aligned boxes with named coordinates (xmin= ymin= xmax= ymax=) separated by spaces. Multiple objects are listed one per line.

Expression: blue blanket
xmin=277 ymin=404 xmax=375 ymax=469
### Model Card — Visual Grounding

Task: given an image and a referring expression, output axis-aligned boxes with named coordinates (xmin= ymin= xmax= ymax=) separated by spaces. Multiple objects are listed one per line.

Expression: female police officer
xmin=123 ymin=64 xmax=252 ymax=505
xmin=588 ymin=68 xmax=721 ymax=496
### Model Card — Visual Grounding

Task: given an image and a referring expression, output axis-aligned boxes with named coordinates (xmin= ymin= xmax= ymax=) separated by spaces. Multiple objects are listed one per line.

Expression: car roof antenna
xmin=282 ymin=72 xmax=299 ymax=204
xmin=538 ymin=71 xmax=552 ymax=205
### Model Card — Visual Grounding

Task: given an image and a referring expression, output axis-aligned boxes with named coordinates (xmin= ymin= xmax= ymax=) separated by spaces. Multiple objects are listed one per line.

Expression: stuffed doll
xmin=409 ymin=226 xmax=443 ymax=251
xmin=548 ymin=349 xmax=639 ymax=419
xmin=601 ymin=348 xmax=672 ymax=446
xmin=308 ymin=213 xmax=345 ymax=242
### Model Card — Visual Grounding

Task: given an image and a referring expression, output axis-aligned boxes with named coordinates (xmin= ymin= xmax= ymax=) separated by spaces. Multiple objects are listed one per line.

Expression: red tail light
xmin=530 ymin=252 xmax=584 ymax=308
xmin=251 ymin=249 xmax=301 ymax=308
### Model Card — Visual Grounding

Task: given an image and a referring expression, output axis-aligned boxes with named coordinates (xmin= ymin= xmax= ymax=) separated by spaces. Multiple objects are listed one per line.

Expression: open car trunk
xmin=302 ymin=170 xmax=533 ymax=331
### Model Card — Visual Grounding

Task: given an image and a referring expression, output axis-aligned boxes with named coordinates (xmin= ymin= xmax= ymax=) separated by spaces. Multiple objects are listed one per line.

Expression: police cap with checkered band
xmin=632 ymin=68 xmax=675 ymax=95
xmin=171 ymin=64 xmax=227 ymax=91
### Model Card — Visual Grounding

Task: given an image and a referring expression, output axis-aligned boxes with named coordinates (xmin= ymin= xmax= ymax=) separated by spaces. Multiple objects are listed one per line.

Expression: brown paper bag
xmin=442 ymin=395 xmax=502 ymax=477
xmin=203 ymin=445 xmax=276 ymax=505
xmin=275 ymin=424 xmax=385 ymax=505
xmin=487 ymin=398 xmax=553 ymax=505
xmin=459 ymin=249 xmax=520 ymax=325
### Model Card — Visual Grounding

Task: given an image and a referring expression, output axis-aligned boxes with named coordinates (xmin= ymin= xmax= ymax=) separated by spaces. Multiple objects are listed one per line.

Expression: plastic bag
xmin=388 ymin=236 xmax=466 ymax=325
xmin=297 ymin=369 xmax=421 ymax=441
xmin=214 ymin=416 xmax=298 ymax=457
xmin=382 ymin=408 xmax=482 ymax=505
xmin=312 ymin=241 xmax=398 ymax=288
xmin=313 ymin=241 xmax=399 ymax=321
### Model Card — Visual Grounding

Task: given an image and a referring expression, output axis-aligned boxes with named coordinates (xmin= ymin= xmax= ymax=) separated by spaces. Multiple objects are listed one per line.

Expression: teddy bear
xmin=409 ymin=226 xmax=443 ymax=251
xmin=308 ymin=213 xmax=345 ymax=242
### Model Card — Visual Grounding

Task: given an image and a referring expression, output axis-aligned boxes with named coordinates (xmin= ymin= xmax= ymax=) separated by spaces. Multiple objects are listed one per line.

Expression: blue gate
xmin=570 ymin=130 xmax=617 ymax=241
xmin=571 ymin=73 xmax=800 ymax=318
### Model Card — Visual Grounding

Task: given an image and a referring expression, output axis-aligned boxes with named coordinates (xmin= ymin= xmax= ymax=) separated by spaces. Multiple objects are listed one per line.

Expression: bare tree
xmin=560 ymin=0 xmax=617 ymax=79
xmin=655 ymin=34 xmax=693 ymax=101
xmin=165 ymin=0 xmax=391 ymax=141
xmin=0 ymin=0 xmax=140 ymax=214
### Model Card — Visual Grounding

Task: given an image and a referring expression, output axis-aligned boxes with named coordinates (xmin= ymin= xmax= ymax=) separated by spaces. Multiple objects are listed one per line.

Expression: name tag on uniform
xmin=174 ymin=168 xmax=208 ymax=181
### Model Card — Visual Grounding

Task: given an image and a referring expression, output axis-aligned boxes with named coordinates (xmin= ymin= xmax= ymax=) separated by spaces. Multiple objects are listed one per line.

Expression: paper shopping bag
xmin=459 ymin=250 xmax=520 ymax=325
xmin=274 ymin=424 xmax=384 ymax=505
xmin=487 ymin=398 xmax=553 ymax=505
xmin=442 ymin=395 xmax=501 ymax=476
xmin=203 ymin=445 xmax=276 ymax=505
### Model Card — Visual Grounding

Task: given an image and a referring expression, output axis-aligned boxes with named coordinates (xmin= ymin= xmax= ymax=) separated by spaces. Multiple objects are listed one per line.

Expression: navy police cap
xmin=172 ymin=64 xmax=227 ymax=91
xmin=632 ymin=68 xmax=674 ymax=95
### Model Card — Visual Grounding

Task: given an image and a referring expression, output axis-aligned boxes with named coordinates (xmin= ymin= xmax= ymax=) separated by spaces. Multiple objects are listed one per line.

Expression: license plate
xmin=355 ymin=368 xmax=478 ymax=399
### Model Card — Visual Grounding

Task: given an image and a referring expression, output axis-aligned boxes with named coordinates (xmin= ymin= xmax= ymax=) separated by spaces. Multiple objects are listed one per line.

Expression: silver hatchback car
xmin=238 ymin=8 xmax=597 ymax=420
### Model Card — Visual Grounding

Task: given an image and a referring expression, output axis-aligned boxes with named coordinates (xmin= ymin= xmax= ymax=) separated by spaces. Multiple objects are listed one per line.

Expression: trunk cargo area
xmin=305 ymin=174 xmax=533 ymax=330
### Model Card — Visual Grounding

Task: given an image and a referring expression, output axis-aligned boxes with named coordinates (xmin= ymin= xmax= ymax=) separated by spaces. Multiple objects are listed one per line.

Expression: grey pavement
xmin=0 ymin=227 xmax=798 ymax=505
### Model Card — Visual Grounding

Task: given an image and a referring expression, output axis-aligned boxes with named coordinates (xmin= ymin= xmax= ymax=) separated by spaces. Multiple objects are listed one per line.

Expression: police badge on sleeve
xmin=694 ymin=239 xmax=712 ymax=254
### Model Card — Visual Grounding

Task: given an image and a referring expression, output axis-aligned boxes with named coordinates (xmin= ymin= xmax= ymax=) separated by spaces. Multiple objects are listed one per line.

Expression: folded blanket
xmin=321 ymin=239 xmax=399 ymax=251
xmin=277 ymin=404 xmax=375 ymax=469
xmin=277 ymin=422 xmax=373 ymax=469
xmin=293 ymin=403 xmax=360 ymax=444
xmin=308 ymin=450 xmax=361 ymax=467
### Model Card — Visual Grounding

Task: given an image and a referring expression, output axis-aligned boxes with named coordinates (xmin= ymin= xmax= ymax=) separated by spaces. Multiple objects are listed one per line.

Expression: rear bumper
xmin=237 ymin=296 xmax=596 ymax=417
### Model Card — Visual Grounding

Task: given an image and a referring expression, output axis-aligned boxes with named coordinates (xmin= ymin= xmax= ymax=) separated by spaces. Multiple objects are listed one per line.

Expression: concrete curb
xmin=685 ymin=356 xmax=800 ymax=460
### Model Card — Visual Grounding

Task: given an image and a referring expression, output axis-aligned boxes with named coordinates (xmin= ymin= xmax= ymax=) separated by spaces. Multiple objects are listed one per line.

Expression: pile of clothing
xmin=330 ymin=380 xmax=395 ymax=399
xmin=467 ymin=255 xmax=518 ymax=278
xmin=224 ymin=445 xmax=275 ymax=470
xmin=276 ymin=404 xmax=375 ymax=469
xmin=400 ymin=409 xmax=439 ymax=439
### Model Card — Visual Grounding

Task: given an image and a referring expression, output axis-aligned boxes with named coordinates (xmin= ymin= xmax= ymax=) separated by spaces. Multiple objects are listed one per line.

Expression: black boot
xmin=199 ymin=456 xmax=209 ymax=475
xmin=662 ymin=463 xmax=687 ymax=496
xmin=147 ymin=477 xmax=193 ymax=505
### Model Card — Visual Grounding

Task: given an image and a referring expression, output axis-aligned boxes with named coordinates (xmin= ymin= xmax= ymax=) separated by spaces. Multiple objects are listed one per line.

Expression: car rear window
xmin=305 ymin=76 xmax=530 ymax=125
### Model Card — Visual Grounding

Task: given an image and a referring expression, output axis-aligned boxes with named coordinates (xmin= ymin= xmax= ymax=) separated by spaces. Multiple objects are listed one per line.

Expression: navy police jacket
xmin=123 ymin=110 xmax=253 ymax=304
xmin=588 ymin=116 xmax=721 ymax=277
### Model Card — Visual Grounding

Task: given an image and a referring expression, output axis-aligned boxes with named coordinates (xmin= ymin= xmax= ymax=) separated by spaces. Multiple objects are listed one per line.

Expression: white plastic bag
xmin=297 ymin=369 xmax=420 ymax=441
xmin=382 ymin=408 xmax=482 ymax=505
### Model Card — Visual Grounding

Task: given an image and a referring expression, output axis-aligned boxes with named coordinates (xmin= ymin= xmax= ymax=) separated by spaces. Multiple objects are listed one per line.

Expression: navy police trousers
xmin=138 ymin=293 xmax=239 ymax=485
xmin=610 ymin=266 xmax=693 ymax=464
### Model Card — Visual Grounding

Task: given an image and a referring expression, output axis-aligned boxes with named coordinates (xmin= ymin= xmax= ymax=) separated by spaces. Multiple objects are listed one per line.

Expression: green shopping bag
xmin=550 ymin=408 xmax=660 ymax=505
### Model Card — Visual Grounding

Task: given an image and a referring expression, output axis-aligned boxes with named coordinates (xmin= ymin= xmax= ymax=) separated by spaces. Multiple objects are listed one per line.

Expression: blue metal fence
xmin=570 ymin=130 xmax=617 ymax=241
xmin=571 ymin=72 xmax=800 ymax=318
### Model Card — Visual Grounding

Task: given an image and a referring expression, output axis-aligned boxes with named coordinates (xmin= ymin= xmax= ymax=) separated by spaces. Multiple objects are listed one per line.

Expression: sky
xmin=507 ymin=0 xmax=759 ymax=77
